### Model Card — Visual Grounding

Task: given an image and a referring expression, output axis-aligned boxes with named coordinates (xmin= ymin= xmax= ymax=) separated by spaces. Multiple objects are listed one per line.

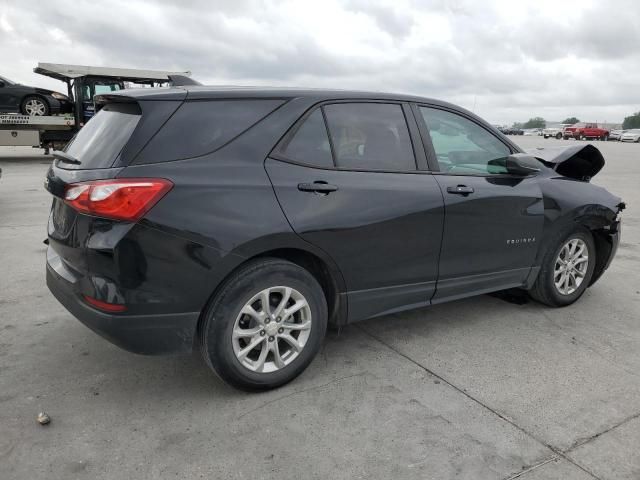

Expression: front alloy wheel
xmin=232 ymin=286 xmax=312 ymax=373
xmin=553 ymin=238 xmax=589 ymax=295
xmin=528 ymin=228 xmax=596 ymax=307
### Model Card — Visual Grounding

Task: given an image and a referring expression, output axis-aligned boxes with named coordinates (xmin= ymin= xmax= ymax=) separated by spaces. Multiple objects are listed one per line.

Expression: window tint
xmin=138 ymin=99 xmax=284 ymax=163
xmin=420 ymin=107 xmax=510 ymax=175
xmin=62 ymin=103 xmax=141 ymax=170
xmin=281 ymin=109 xmax=333 ymax=167
xmin=323 ymin=103 xmax=416 ymax=171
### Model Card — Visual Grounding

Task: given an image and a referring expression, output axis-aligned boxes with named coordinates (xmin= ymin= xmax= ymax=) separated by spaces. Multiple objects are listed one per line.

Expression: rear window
xmin=62 ymin=103 xmax=141 ymax=170
xmin=134 ymin=99 xmax=285 ymax=164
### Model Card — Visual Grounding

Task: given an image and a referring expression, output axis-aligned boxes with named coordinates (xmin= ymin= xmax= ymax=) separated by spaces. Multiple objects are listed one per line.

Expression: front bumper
xmin=46 ymin=249 xmax=199 ymax=355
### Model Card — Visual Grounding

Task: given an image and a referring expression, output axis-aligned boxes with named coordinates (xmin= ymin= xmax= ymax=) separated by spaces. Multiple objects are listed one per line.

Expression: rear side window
xmin=280 ymin=109 xmax=333 ymax=168
xmin=136 ymin=99 xmax=284 ymax=163
xmin=323 ymin=103 xmax=416 ymax=171
xmin=63 ymin=103 xmax=141 ymax=170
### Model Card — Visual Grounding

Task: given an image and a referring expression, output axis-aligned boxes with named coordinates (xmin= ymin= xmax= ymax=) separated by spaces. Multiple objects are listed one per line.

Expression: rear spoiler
xmin=527 ymin=144 xmax=605 ymax=181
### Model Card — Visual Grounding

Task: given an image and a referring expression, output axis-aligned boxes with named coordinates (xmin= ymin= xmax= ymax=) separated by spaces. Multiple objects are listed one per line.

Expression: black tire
xmin=556 ymin=133 xmax=562 ymax=139
xmin=199 ymin=258 xmax=327 ymax=390
xmin=529 ymin=227 xmax=596 ymax=307
xmin=601 ymin=134 xmax=608 ymax=141
xmin=20 ymin=95 xmax=50 ymax=116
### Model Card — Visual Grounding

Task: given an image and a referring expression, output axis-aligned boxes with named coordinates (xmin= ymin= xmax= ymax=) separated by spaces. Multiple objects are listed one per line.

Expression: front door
xmin=266 ymin=102 xmax=444 ymax=322
xmin=416 ymin=105 xmax=544 ymax=302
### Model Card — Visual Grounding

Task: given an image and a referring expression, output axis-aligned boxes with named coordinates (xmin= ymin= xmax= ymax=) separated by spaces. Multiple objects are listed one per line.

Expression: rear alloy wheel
xmin=232 ymin=286 xmax=312 ymax=373
xmin=21 ymin=96 xmax=50 ymax=116
xmin=200 ymin=258 xmax=327 ymax=390
xmin=529 ymin=228 xmax=596 ymax=307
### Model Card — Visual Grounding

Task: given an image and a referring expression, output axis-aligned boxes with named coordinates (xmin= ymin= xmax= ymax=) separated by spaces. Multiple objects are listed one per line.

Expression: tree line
xmin=511 ymin=117 xmax=580 ymax=129
xmin=510 ymin=112 xmax=640 ymax=129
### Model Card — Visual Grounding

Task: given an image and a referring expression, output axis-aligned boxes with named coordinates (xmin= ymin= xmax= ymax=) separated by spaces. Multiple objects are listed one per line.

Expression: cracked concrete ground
xmin=1 ymin=137 xmax=638 ymax=479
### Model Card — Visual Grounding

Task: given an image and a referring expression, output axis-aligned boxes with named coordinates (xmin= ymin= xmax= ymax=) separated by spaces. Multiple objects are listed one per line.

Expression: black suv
xmin=45 ymin=87 xmax=623 ymax=390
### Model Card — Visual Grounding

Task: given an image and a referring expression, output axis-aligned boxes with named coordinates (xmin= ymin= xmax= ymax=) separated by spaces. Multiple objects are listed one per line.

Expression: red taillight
xmin=83 ymin=295 xmax=127 ymax=312
xmin=64 ymin=178 xmax=173 ymax=222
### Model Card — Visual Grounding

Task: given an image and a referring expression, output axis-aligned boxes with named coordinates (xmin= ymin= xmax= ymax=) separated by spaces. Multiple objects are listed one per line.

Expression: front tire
xmin=199 ymin=258 xmax=327 ymax=390
xmin=529 ymin=228 xmax=596 ymax=307
xmin=21 ymin=96 xmax=50 ymax=116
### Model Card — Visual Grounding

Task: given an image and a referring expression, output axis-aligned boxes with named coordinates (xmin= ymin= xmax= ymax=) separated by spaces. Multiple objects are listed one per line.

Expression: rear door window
xmin=279 ymin=109 xmax=333 ymax=168
xmin=135 ymin=99 xmax=285 ymax=163
xmin=62 ymin=103 xmax=141 ymax=170
xmin=323 ymin=103 xmax=416 ymax=171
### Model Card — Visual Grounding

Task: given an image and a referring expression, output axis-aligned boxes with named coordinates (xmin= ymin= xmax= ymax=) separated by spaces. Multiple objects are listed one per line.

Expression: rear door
xmin=266 ymin=101 xmax=444 ymax=322
xmin=415 ymin=105 xmax=544 ymax=302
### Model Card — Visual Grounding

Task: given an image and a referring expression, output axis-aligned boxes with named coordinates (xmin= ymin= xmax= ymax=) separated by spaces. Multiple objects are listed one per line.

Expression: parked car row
xmin=497 ymin=126 xmax=524 ymax=135
xmin=620 ymin=129 xmax=640 ymax=142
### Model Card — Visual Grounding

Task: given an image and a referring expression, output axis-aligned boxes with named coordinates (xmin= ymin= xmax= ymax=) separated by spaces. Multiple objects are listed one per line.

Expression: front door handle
xmin=447 ymin=185 xmax=474 ymax=195
xmin=297 ymin=182 xmax=338 ymax=193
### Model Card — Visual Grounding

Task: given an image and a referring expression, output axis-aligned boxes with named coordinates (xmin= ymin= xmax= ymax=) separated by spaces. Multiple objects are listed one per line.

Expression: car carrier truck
xmin=0 ymin=63 xmax=197 ymax=153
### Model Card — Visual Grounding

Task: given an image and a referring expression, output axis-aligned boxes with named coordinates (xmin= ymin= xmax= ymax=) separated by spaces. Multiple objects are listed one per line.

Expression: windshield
xmin=62 ymin=103 xmax=141 ymax=170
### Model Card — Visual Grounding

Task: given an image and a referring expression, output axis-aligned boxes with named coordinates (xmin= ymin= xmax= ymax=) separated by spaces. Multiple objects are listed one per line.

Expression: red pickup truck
xmin=563 ymin=123 xmax=609 ymax=140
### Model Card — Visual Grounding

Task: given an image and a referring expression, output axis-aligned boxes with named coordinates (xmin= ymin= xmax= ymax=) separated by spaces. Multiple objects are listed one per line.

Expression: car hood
xmin=527 ymin=144 xmax=604 ymax=180
xmin=34 ymin=87 xmax=68 ymax=99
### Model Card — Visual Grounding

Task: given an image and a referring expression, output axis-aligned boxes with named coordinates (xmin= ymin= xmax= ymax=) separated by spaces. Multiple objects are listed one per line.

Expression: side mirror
xmin=506 ymin=154 xmax=541 ymax=176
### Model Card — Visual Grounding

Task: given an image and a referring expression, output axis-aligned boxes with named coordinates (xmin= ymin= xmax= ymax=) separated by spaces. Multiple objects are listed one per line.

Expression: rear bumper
xmin=46 ymin=252 xmax=199 ymax=355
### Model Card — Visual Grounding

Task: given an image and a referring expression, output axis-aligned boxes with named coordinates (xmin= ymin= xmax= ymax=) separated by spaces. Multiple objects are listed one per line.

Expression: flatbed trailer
xmin=0 ymin=63 xmax=196 ymax=153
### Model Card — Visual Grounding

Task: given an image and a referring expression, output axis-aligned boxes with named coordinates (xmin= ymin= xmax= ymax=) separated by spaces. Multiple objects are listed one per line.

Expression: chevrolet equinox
xmin=45 ymin=87 xmax=623 ymax=390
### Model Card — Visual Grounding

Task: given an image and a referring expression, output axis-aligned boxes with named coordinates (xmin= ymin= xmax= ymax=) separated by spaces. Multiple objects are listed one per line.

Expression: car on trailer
xmin=0 ymin=73 xmax=72 ymax=116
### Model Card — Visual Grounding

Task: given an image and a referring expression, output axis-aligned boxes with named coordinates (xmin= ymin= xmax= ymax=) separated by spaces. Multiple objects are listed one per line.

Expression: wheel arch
xmin=196 ymin=238 xmax=348 ymax=349
xmin=531 ymin=210 xmax=616 ymax=288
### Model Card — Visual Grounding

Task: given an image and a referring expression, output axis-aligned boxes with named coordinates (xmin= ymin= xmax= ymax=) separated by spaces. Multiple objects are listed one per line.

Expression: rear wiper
xmin=53 ymin=150 xmax=81 ymax=165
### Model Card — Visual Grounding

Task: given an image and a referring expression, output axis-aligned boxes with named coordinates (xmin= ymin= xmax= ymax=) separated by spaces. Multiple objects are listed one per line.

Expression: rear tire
xmin=199 ymin=258 xmax=327 ymax=390
xmin=529 ymin=227 xmax=596 ymax=307
xmin=21 ymin=95 xmax=50 ymax=116
xmin=556 ymin=133 xmax=562 ymax=139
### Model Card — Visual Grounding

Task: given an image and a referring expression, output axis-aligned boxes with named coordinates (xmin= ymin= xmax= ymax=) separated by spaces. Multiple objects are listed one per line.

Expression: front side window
xmin=420 ymin=107 xmax=511 ymax=175
xmin=323 ymin=103 xmax=416 ymax=171
xmin=281 ymin=109 xmax=333 ymax=168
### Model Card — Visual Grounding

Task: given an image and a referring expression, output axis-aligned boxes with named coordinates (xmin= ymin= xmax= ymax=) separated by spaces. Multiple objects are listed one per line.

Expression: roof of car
xmin=105 ymin=84 xmax=456 ymax=106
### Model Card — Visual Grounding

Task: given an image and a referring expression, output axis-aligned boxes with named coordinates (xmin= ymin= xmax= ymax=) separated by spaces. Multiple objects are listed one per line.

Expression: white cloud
xmin=1 ymin=0 xmax=639 ymax=124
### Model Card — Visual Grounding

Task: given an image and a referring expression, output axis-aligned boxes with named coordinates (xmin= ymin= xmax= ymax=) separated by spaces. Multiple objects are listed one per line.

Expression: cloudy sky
xmin=1 ymin=0 xmax=639 ymax=124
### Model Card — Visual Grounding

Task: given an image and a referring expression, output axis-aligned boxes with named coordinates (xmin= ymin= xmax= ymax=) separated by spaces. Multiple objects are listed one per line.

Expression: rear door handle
xmin=447 ymin=185 xmax=474 ymax=195
xmin=297 ymin=182 xmax=338 ymax=193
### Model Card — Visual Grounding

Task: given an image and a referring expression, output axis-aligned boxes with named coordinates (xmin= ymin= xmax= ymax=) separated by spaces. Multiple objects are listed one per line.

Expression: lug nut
xmin=265 ymin=318 xmax=270 ymax=324
xmin=268 ymin=336 xmax=275 ymax=342
xmin=276 ymin=317 xmax=281 ymax=322
xmin=278 ymin=328 xmax=284 ymax=333
xmin=260 ymin=331 xmax=266 ymax=336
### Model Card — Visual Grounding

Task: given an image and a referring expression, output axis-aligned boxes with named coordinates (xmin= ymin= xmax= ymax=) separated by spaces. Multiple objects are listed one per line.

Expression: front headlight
xmin=50 ymin=92 xmax=68 ymax=100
